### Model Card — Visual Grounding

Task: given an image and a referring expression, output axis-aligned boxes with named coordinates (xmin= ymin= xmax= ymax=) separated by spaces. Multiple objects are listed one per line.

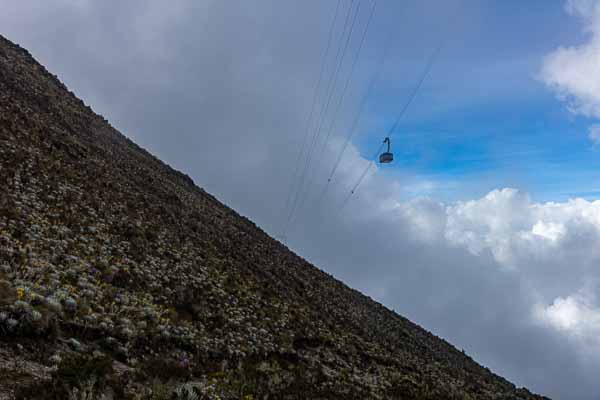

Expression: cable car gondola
xmin=379 ymin=137 xmax=393 ymax=163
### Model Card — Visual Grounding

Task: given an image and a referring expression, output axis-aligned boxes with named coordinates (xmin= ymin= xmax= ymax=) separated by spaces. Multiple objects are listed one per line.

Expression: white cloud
xmin=536 ymin=290 xmax=600 ymax=341
xmin=541 ymin=0 xmax=600 ymax=147
xmin=443 ymin=188 xmax=533 ymax=264
xmin=541 ymin=0 xmax=600 ymax=119
xmin=392 ymin=186 xmax=600 ymax=351
xmin=441 ymin=188 xmax=600 ymax=270
xmin=530 ymin=220 xmax=566 ymax=241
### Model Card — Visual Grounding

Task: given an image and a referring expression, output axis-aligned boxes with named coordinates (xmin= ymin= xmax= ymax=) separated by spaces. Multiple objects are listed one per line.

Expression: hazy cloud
xmin=588 ymin=124 xmax=600 ymax=144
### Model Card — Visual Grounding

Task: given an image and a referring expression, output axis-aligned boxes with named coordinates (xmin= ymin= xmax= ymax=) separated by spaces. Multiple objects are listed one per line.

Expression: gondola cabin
xmin=379 ymin=151 xmax=393 ymax=163
xmin=379 ymin=137 xmax=393 ymax=164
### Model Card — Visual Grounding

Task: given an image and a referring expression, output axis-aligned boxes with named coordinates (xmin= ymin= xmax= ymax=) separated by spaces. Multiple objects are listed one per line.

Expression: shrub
xmin=136 ymin=357 xmax=192 ymax=382
xmin=15 ymin=354 xmax=119 ymax=400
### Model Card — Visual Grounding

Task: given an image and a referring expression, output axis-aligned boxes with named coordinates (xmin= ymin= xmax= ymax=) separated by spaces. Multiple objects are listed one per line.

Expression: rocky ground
xmin=0 ymin=34 xmax=550 ymax=399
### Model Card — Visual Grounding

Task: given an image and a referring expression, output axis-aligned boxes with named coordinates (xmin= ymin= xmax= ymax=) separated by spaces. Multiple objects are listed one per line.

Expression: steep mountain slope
xmin=0 ymin=34 xmax=548 ymax=399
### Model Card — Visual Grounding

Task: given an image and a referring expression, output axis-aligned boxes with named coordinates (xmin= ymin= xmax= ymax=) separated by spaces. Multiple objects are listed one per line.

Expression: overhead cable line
xmin=284 ymin=0 xmax=360 ymax=234
xmin=278 ymin=0 xmax=342 ymax=240
xmin=289 ymin=0 xmax=379 ymax=228
xmin=338 ymin=42 xmax=444 ymax=212
xmin=282 ymin=0 xmax=361 ymax=238
xmin=312 ymin=18 xmax=393 ymax=213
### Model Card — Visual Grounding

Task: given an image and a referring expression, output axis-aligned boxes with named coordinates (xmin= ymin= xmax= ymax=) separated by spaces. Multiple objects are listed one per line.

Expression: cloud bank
xmin=300 ymin=143 xmax=600 ymax=399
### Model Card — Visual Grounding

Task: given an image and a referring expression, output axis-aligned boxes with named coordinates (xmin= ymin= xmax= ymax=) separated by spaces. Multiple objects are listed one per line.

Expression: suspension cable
xmin=312 ymin=21 xmax=394 ymax=214
xmin=283 ymin=0 xmax=361 ymax=238
xmin=289 ymin=0 xmax=378 ymax=228
xmin=278 ymin=0 xmax=342 ymax=239
xmin=338 ymin=42 xmax=444 ymax=212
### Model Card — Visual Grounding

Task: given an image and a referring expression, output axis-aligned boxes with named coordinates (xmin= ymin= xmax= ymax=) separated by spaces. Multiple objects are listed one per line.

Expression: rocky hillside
xmin=0 ymin=34 xmax=549 ymax=399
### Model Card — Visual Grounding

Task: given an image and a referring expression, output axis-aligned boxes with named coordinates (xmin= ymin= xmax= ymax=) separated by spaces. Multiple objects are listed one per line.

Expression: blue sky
xmin=338 ymin=0 xmax=600 ymax=202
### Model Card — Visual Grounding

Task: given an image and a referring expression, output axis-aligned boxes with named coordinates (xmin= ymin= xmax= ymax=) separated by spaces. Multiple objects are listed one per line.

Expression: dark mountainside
xmin=0 ymin=35 xmax=548 ymax=400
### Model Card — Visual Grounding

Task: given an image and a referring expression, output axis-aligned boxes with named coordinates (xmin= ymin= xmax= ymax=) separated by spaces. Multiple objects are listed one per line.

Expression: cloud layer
xmin=405 ymin=188 xmax=600 ymax=338
xmin=295 ymin=143 xmax=600 ymax=398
